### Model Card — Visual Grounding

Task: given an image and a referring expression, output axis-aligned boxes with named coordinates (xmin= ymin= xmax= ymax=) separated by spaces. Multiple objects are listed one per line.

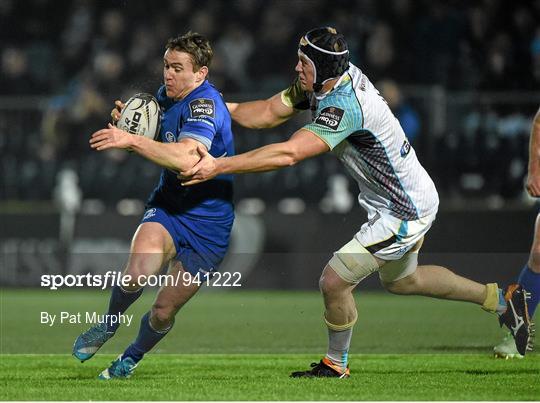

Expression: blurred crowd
xmin=3 ymin=0 xmax=540 ymax=95
xmin=1 ymin=0 xmax=540 ymax=207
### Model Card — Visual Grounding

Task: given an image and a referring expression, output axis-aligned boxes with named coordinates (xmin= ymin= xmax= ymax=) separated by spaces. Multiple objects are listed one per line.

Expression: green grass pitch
xmin=1 ymin=288 xmax=538 ymax=400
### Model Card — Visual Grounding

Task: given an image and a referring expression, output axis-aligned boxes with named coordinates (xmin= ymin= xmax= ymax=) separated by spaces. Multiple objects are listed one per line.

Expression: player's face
xmin=163 ymin=49 xmax=203 ymax=100
xmin=295 ymin=54 xmax=315 ymax=92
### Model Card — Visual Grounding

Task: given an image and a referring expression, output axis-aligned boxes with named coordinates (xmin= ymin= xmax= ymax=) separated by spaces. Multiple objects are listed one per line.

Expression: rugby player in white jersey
xmin=181 ymin=27 xmax=533 ymax=377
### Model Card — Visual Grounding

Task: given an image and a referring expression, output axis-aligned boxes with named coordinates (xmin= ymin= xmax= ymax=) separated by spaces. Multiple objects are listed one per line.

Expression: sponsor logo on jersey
xmin=189 ymin=98 xmax=215 ymax=118
xmin=143 ymin=208 xmax=157 ymax=220
xmin=400 ymin=140 xmax=411 ymax=157
xmin=314 ymin=106 xmax=344 ymax=130
xmin=165 ymin=131 xmax=175 ymax=142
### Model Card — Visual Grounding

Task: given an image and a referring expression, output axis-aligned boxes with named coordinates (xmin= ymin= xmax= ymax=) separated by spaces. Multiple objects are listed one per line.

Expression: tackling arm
xmin=180 ymin=129 xmax=329 ymax=185
xmin=226 ymin=91 xmax=296 ymax=129
xmin=90 ymin=124 xmax=201 ymax=172
xmin=130 ymin=136 xmax=201 ymax=172
xmin=527 ymin=107 xmax=540 ymax=196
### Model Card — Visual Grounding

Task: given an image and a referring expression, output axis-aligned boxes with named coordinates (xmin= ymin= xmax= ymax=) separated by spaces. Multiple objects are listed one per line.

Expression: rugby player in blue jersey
xmin=494 ymin=107 xmax=540 ymax=359
xmin=181 ymin=27 xmax=533 ymax=377
xmin=72 ymin=32 xmax=235 ymax=379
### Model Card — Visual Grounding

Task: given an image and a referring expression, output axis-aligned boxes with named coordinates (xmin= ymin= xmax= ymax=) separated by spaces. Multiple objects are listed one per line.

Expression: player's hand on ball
xmin=179 ymin=145 xmax=218 ymax=186
xmin=110 ymin=100 xmax=125 ymax=123
xmin=90 ymin=123 xmax=133 ymax=151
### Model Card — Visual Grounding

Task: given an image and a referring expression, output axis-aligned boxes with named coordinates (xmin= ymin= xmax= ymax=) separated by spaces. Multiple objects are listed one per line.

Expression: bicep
xmin=227 ymin=91 xmax=298 ymax=129
xmin=268 ymin=92 xmax=296 ymax=122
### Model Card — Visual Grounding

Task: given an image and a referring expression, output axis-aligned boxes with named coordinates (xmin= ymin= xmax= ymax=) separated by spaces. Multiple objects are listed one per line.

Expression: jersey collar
xmin=313 ymin=67 xmax=350 ymax=101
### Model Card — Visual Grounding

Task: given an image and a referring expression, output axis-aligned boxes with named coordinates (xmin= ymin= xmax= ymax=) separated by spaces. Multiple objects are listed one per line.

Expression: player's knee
xmin=123 ymin=266 xmax=147 ymax=288
xmin=318 ymin=271 xmax=331 ymax=296
xmin=124 ymin=256 xmax=163 ymax=286
xmin=319 ymin=266 xmax=348 ymax=298
xmin=150 ymin=303 xmax=175 ymax=327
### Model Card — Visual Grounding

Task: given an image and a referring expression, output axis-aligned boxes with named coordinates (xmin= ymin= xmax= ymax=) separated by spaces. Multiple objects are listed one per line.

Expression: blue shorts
xmin=141 ymin=206 xmax=233 ymax=279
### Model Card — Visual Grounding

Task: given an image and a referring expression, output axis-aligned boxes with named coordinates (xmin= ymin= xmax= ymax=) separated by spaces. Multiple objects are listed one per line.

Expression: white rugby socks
xmin=326 ymin=327 xmax=353 ymax=370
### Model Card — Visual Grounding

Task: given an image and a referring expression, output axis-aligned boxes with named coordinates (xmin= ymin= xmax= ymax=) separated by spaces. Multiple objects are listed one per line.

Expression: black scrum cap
xmin=298 ymin=27 xmax=350 ymax=92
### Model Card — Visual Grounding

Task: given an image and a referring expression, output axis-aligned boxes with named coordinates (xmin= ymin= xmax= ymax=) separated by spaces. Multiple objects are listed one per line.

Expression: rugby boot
xmin=290 ymin=357 xmax=350 ymax=378
xmin=73 ymin=322 xmax=115 ymax=362
xmin=98 ymin=355 xmax=138 ymax=379
xmin=498 ymin=284 xmax=534 ymax=356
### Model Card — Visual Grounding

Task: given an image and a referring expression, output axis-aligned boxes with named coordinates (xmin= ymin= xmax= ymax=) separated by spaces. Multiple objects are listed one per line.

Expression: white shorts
xmin=329 ymin=212 xmax=436 ymax=284
xmin=356 ymin=211 xmax=436 ymax=261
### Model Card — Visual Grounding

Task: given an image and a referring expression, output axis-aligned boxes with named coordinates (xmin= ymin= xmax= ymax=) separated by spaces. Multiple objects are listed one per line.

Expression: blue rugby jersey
xmin=146 ymin=80 xmax=235 ymax=219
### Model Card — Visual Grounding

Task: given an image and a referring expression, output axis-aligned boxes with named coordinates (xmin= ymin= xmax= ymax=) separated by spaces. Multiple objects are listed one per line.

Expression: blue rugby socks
xmin=122 ymin=312 xmax=172 ymax=363
xmin=518 ymin=265 xmax=540 ymax=317
xmin=105 ymin=285 xmax=143 ymax=333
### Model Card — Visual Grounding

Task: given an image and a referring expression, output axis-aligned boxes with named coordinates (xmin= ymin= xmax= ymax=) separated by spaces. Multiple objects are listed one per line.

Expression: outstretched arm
xmin=90 ymin=124 xmax=201 ymax=172
xmin=180 ymin=129 xmax=329 ymax=185
xmin=226 ymin=91 xmax=296 ymax=129
xmin=527 ymin=107 xmax=540 ymax=197
xmin=227 ymin=78 xmax=310 ymax=129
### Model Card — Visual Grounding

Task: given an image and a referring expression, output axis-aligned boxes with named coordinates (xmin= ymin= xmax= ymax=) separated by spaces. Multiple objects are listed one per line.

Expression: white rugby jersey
xmin=295 ymin=64 xmax=439 ymax=221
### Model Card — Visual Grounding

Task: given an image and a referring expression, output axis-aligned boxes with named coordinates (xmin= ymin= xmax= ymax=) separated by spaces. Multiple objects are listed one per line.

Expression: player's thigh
xmin=152 ymin=260 xmax=201 ymax=317
xmin=379 ymin=237 xmax=423 ymax=288
xmin=327 ymin=237 xmax=383 ymax=286
xmin=124 ymin=222 xmax=176 ymax=279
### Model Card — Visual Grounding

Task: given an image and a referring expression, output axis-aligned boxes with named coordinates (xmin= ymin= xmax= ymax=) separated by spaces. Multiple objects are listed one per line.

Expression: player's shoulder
xmin=190 ymin=80 xmax=225 ymax=103
xmin=185 ymin=81 xmax=227 ymax=119
xmin=320 ymin=79 xmax=359 ymax=116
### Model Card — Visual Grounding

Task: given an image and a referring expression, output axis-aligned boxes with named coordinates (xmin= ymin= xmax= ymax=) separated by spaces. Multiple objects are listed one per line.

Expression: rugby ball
xmin=117 ymin=93 xmax=161 ymax=140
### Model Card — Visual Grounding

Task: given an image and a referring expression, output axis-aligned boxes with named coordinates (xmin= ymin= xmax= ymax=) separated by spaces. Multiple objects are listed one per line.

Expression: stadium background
xmin=1 ymin=0 xmax=540 ymax=289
